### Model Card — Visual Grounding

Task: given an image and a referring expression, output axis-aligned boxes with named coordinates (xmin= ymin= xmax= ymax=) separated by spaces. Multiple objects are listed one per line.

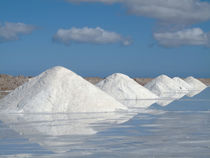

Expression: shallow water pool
xmin=0 ymin=88 xmax=210 ymax=158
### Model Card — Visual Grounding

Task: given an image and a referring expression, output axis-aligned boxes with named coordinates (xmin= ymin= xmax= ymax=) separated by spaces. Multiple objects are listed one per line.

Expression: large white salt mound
xmin=0 ymin=66 xmax=126 ymax=113
xmin=184 ymin=76 xmax=207 ymax=97
xmin=96 ymin=73 xmax=158 ymax=101
xmin=173 ymin=77 xmax=193 ymax=91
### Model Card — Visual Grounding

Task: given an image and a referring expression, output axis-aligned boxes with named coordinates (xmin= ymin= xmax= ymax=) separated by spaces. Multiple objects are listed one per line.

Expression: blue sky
xmin=0 ymin=0 xmax=210 ymax=78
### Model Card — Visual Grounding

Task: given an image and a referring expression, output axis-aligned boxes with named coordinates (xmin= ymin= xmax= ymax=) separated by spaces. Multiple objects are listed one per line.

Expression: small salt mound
xmin=145 ymin=75 xmax=187 ymax=97
xmin=184 ymin=76 xmax=207 ymax=90
xmin=96 ymin=73 xmax=158 ymax=102
xmin=0 ymin=66 xmax=126 ymax=113
xmin=184 ymin=76 xmax=207 ymax=97
xmin=145 ymin=75 xmax=187 ymax=106
xmin=173 ymin=77 xmax=193 ymax=91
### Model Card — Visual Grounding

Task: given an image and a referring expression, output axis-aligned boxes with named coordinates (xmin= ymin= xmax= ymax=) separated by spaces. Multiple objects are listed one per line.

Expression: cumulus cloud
xmin=0 ymin=22 xmax=36 ymax=43
xmin=153 ymin=28 xmax=210 ymax=47
xmin=53 ymin=27 xmax=131 ymax=46
xmin=66 ymin=0 xmax=210 ymax=25
xmin=66 ymin=0 xmax=121 ymax=3
xmin=123 ymin=0 xmax=210 ymax=24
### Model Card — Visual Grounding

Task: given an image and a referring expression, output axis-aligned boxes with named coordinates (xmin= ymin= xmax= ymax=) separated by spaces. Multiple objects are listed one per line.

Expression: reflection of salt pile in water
xmin=121 ymin=99 xmax=158 ymax=109
xmin=145 ymin=75 xmax=187 ymax=106
xmin=0 ymin=66 xmax=126 ymax=113
xmin=184 ymin=76 xmax=207 ymax=97
xmin=96 ymin=73 xmax=158 ymax=108
xmin=0 ymin=112 xmax=134 ymax=136
xmin=0 ymin=112 xmax=136 ymax=153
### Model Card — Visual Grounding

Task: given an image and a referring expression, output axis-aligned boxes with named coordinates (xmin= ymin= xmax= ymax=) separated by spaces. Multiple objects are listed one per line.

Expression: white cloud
xmin=0 ymin=22 xmax=36 ymax=43
xmin=66 ymin=0 xmax=210 ymax=24
xmin=123 ymin=0 xmax=210 ymax=24
xmin=153 ymin=28 xmax=210 ymax=47
xmin=66 ymin=0 xmax=121 ymax=3
xmin=53 ymin=27 xmax=131 ymax=46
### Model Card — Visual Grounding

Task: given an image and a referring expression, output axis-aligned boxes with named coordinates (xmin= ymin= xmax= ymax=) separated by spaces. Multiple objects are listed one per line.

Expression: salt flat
xmin=0 ymin=87 xmax=209 ymax=158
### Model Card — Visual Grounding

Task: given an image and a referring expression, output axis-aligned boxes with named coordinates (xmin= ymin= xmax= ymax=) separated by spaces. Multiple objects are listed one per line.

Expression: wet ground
xmin=0 ymin=88 xmax=210 ymax=158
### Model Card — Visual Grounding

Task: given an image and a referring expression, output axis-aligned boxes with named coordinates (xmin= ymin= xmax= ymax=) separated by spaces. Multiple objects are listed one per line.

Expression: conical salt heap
xmin=184 ymin=76 xmax=207 ymax=90
xmin=145 ymin=75 xmax=187 ymax=97
xmin=0 ymin=66 xmax=126 ymax=113
xmin=144 ymin=75 xmax=187 ymax=106
xmin=96 ymin=73 xmax=158 ymax=108
xmin=184 ymin=76 xmax=207 ymax=97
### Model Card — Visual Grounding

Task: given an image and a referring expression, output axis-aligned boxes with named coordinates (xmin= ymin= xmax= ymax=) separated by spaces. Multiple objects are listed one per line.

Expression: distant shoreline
xmin=0 ymin=74 xmax=209 ymax=99
xmin=1 ymin=74 xmax=210 ymax=92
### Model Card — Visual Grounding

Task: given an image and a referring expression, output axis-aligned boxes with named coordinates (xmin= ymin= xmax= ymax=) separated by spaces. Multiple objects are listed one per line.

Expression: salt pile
xmin=96 ymin=73 xmax=158 ymax=107
xmin=145 ymin=75 xmax=187 ymax=97
xmin=184 ymin=76 xmax=207 ymax=90
xmin=145 ymin=75 xmax=187 ymax=106
xmin=184 ymin=76 xmax=207 ymax=97
xmin=173 ymin=77 xmax=193 ymax=91
xmin=0 ymin=66 xmax=126 ymax=113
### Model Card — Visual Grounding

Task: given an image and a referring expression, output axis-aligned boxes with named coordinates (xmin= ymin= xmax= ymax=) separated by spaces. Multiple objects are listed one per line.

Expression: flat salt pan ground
xmin=0 ymin=66 xmax=126 ymax=113
xmin=96 ymin=73 xmax=158 ymax=108
xmin=0 ymin=88 xmax=210 ymax=158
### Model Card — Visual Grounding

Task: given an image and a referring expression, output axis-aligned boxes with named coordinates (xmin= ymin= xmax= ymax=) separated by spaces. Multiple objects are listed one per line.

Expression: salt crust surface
xmin=144 ymin=75 xmax=189 ymax=106
xmin=96 ymin=73 xmax=158 ymax=101
xmin=173 ymin=77 xmax=193 ymax=91
xmin=184 ymin=76 xmax=207 ymax=97
xmin=0 ymin=66 xmax=126 ymax=113
xmin=144 ymin=75 xmax=187 ymax=97
xmin=184 ymin=76 xmax=207 ymax=90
